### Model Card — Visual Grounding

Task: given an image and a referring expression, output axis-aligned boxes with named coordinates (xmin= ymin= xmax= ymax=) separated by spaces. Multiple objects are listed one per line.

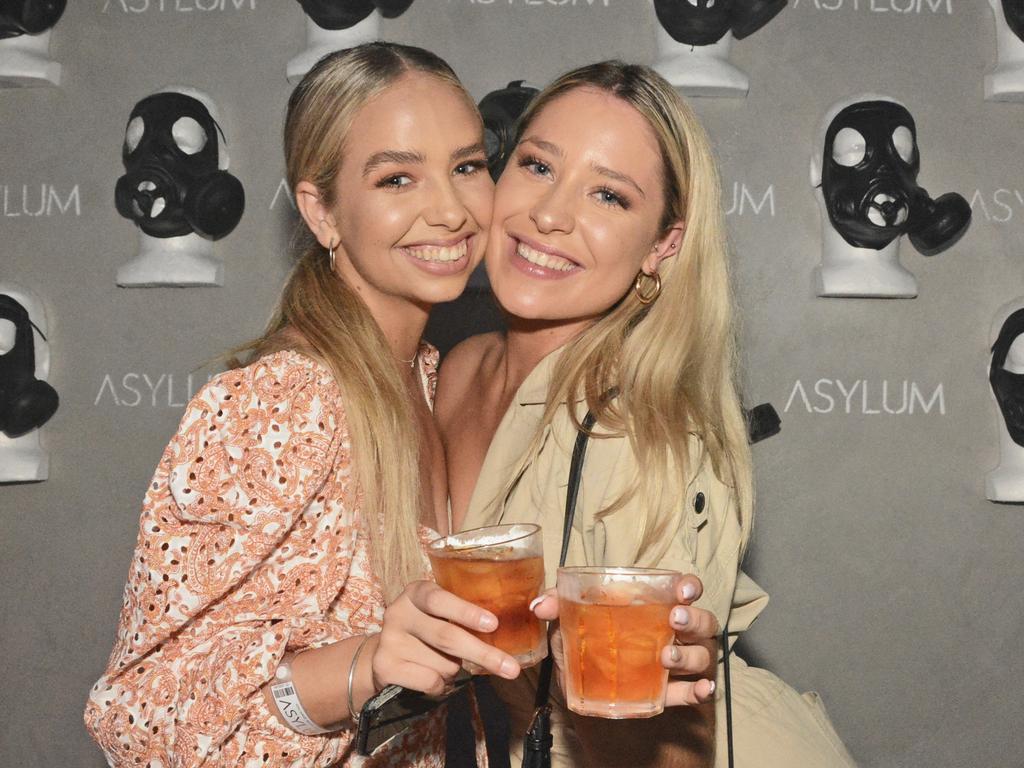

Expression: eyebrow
xmin=521 ymin=137 xmax=563 ymax=158
xmin=521 ymin=136 xmax=646 ymax=199
xmin=592 ymin=163 xmax=646 ymax=199
xmin=363 ymin=150 xmax=424 ymax=177
xmin=452 ymin=142 xmax=487 ymax=162
xmin=362 ymin=143 xmax=487 ymax=178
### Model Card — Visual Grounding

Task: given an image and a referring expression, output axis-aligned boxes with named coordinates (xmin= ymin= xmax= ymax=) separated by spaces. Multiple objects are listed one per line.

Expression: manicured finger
xmin=530 ymin=588 xmax=559 ymax=620
xmin=675 ymin=574 xmax=704 ymax=604
xmin=670 ymin=605 xmax=720 ymax=643
xmin=408 ymin=581 xmax=499 ymax=633
xmin=664 ymin=677 xmax=716 ymax=708
xmin=660 ymin=643 xmax=712 ymax=676
xmin=410 ymin=616 xmax=520 ymax=680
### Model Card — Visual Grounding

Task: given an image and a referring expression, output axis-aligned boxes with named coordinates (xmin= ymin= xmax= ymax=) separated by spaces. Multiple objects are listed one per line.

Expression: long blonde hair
xmin=234 ymin=43 xmax=476 ymax=601
xmin=515 ymin=61 xmax=753 ymax=556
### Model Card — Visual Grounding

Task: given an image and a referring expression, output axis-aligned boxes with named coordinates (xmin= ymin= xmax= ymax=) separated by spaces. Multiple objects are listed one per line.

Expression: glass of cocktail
xmin=556 ymin=566 xmax=681 ymax=719
xmin=428 ymin=523 xmax=546 ymax=672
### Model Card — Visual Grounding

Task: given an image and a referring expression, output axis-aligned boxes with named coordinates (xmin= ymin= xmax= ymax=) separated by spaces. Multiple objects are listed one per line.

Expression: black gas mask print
xmin=653 ymin=0 xmax=787 ymax=47
xmin=0 ymin=294 xmax=58 ymax=438
xmin=115 ymin=92 xmax=245 ymax=240
xmin=478 ymin=81 xmax=538 ymax=181
xmin=0 ymin=0 xmax=65 ymax=40
xmin=991 ymin=309 xmax=1024 ymax=447
xmin=1002 ymin=0 xmax=1024 ymax=42
xmin=296 ymin=0 xmax=414 ymax=29
xmin=820 ymin=100 xmax=970 ymax=256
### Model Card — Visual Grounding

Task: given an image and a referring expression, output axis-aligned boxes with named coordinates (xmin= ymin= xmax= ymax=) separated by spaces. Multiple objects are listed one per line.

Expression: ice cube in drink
xmin=428 ymin=524 xmax=546 ymax=671
xmin=557 ymin=567 xmax=680 ymax=718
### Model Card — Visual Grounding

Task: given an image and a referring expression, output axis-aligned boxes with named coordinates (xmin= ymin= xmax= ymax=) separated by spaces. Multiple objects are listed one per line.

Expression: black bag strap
xmin=532 ymin=410 xmax=596 ymax=710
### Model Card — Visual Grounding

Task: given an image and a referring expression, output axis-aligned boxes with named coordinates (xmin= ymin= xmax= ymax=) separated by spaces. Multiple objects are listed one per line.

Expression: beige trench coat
xmin=461 ymin=349 xmax=857 ymax=768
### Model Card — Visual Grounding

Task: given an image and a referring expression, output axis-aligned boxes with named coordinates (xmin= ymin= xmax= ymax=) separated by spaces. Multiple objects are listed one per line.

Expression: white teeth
xmin=867 ymin=208 xmax=886 ymax=227
xmin=873 ymin=193 xmax=896 ymax=205
xmin=894 ymin=207 xmax=908 ymax=225
xmin=516 ymin=242 xmax=576 ymax=272
xmin=407 ymin=239 xmax=468 ymax=263
xmin=151 ymin=197 xmax=166 ymax=218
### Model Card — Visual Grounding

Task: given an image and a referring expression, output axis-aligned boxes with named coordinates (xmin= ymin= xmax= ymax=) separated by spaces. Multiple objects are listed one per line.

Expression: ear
xmin=642 ymin=220 xmax=685 ymax=275
xmin=294 ymin=180 xmax=339 ymax=250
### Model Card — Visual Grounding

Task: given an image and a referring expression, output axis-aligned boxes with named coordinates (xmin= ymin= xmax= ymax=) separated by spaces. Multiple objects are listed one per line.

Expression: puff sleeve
xmin=85 ymin=352 xmax=363 ymax=767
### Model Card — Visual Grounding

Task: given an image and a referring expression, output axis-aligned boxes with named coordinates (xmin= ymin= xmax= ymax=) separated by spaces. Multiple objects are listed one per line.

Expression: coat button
xmin=694 ymin=492 xmax=705 ymax=514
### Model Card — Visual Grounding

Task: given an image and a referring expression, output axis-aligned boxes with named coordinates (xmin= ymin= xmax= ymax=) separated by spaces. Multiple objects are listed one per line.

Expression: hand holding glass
xmin=557 ymin=566 xmax=681 ymax=718
xmin=427 ymin=523 xmax=547 ymax=673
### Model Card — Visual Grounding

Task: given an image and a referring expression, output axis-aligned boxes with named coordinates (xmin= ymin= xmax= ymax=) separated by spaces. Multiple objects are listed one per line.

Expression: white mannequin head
xmin=810 ymin=93 xmax=918 ymax=299
xmin=0 ymin=282 xmax=52 ymax=483
xmin=0 ymin=0 xmax=65 ymax=88
xmin=287 ymin=10 xmax=381 ymax=85
xmin=116 ymin=86 xmax=237 ymax=288
xmin=649 ymin=0 xmax=786 ymax=98
xmin=986 ymin=0 xmax=1024 ymax=102
xmin=986 ymin=296 xmax=1024 ymax=502
xmin=652 ymin=25 xmax=748 ymax=99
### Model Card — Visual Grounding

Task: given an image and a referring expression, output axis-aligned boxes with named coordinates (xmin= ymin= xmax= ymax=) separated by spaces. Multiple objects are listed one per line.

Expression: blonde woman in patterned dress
xmin=85 ymin=43 xmax=519 ymax=767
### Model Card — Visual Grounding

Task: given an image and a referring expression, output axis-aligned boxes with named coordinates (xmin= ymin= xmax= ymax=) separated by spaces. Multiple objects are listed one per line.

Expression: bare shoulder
xmin=435 ymin=332 xmax=503 ymax=421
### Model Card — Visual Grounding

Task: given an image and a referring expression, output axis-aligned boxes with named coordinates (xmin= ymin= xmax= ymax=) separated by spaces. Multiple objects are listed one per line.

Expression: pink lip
xmin=507 ymin=233 xmax=582 ymax=281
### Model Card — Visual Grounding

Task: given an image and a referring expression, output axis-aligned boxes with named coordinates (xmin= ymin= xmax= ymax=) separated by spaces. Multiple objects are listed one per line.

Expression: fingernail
xmin=707 ymin=680 xmax=716 ymax=697
xmin=671 ymin=607 xmax=689 ymax=627
xmin=479 ymin=614 xmax=497 ymax=632
xmin=682 ymin=583 xmax=697 ymax=600
xmin=500 ymin=658 xmax=518 ymax=678
xmin=528 ymin=595 xmax=545 ymax=613
xmin=669 ymin=645 xmax=681 ymax=663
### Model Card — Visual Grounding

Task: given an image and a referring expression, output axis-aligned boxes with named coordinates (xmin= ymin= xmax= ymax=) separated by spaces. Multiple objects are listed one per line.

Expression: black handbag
xmin=520 ymin=411 xmax=735 ymax=768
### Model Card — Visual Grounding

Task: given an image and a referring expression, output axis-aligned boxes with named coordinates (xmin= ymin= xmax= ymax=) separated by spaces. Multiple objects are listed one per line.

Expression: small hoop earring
xmin=328 ymin=241 xmax=336 ymax=272
xmin=634 ymin=270 xmax=661 ymax=305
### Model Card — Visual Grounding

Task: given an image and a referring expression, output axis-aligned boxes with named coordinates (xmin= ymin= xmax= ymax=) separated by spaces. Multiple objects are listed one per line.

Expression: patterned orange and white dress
xmin=85 ymin=348 xmax=483 ymax=767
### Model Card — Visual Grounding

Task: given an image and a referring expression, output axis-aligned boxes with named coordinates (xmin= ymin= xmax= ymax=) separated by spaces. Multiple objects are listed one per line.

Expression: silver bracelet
xmin=270 ymin=654 xmax=332 ymax=736
xmin=347 ymin=633 xmax=377 ymax=723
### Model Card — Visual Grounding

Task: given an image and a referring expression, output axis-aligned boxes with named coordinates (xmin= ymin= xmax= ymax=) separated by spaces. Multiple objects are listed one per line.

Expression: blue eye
xmin=519 ymin=155 xmax=552 ymax=177
xmin=378 ymin=174 xmax=412 ymax=189
xmin=595 ymin=188 xmax=629 ymax=209
xmin=454 ymin=160 xmax=487 ymax=176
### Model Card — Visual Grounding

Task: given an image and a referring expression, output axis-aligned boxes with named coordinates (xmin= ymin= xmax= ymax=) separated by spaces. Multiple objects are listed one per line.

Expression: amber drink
xmin=428 ymin=524 xmax=546 ymax=672
xmin=557 ymin=566 xmax=680 ymax=718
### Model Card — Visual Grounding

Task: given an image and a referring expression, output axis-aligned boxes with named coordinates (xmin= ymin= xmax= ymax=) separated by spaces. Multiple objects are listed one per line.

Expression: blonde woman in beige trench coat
xmin=436 ymin=61 xmax=859 ymax=768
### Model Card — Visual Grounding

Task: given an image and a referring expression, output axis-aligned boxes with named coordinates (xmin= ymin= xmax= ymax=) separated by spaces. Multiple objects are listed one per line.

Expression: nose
xmin=423 ymin=178 xmax=469 ymax=231
xmin=529 ymin=182 xmax=575 ymax=235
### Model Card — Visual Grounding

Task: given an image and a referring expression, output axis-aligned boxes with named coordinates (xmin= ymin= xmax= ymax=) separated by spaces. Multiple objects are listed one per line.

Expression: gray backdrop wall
xmin=2 ymin=1 xmax=1022 ymax=767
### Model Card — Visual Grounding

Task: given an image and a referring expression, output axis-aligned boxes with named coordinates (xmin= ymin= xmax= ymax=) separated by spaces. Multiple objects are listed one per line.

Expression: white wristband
xmin=270 ymin=656 xmax=332 ymax=736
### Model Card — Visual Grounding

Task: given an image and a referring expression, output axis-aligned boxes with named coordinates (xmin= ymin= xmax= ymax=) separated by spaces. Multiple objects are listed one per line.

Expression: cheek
xmin=462 ymin=181 xmax=495 ymax=227
xmin=492 ymin=173 xmax=534 ymax=223
xmin=583 ymin=216 xmax=650 ymax=278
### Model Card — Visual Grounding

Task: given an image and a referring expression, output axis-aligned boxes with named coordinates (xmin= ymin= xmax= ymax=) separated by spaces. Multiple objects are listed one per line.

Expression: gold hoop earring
xmin=634 ymin=270 xmax=661 ymax=305
xmin=328 ymin=241 xmax=336 ymax=272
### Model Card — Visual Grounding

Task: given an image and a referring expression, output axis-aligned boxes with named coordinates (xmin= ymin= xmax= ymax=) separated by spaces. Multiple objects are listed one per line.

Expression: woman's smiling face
xmin=485 ymin=86 xmax=679 ymax=327
xmin=301 ymin=71 xmax=493 ymax=313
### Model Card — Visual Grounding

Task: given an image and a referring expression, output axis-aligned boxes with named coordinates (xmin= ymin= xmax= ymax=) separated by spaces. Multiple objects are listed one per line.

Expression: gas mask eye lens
xmin=687 ymin=0 xmax=698 ymax=6
xmin=0 ymin=318 xmax=14 ymax=354
xmin=1007 ymin=335 xmax=1024 ymax=371
xmin=707 ymin=0 xmax=715 ymax=7
xmin=125 ymin=117 xmax=145 ymax=153
xmin=831 ymin=127 xmax=866 ymax=167
xmin=171 ymin=117 xmax=208 ymax=155
xmin=892 ymin=126 xmax=914 ymax=164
